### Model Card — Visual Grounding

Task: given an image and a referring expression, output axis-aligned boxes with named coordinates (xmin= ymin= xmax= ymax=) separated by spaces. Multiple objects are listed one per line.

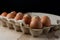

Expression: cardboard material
xmin=30 ymin=28 xmax=43 ymax=37
xmin=20 ymin=21 xmax=30 ymax=34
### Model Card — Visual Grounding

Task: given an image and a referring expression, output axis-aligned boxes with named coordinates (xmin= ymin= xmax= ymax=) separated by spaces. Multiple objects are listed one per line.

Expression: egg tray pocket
xmin=20 ymin=23 xmax=30 ymax=34
xmin=13 ymin=21 xmax=22 ymax=32
xmin=43 ymin=27 xmax=51 ymax=34
xmin=7 ymin=19 xmax=16 ymax=29
xmin=55 ymin=24 xmax=60 ymax=30
xmin=1 ymin=20 xmax=7 ymax=27
xmin=2 ymin=17 xmax=8 ymax=22
xmin=0 ymin=18 xmax=3 ymax=25
xmin=13 ymin=24 xmax=22 ymax=32
xmin=7 ymin=22 xmax=14 ymax=29
xmin=50 ymin=25 xmax=60 ymax=31
xmin=0 ymin=17 xmax=7 ymax=27
xmin=8 ymin=19 xmax=15 ymax=24
xmin=30 ymin=28 xmax=43 ymax=37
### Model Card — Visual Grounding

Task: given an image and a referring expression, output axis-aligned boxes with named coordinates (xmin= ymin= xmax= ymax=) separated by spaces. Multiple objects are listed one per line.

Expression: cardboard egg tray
xmin=0 ymin=16 xmax=60 ymax=37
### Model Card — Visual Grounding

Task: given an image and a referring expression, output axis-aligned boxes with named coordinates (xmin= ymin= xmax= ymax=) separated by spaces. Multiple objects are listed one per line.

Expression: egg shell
xmin=22 ymin=14 xmax=31 ymax=25
xmin=31 ymin=16 xmax=41 ymax=21
xmin=6 ymin=13 xmax=15 ymax=19
xmin=1 ymin=12 xmax=8 ymax=17
xmin=10 ymin=11 xmax=17 ymax=16
xmin=14 ymin=12 xmax=24 ymax=20
xmin=41 ymin=16 xmax=51 ymax=27
xmin=30 ymin=16 xmax=43 ymax=29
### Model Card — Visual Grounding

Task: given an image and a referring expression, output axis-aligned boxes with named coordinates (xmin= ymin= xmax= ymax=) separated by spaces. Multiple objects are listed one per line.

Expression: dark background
xmin=0 ymin=0 xmax=60 ymax=16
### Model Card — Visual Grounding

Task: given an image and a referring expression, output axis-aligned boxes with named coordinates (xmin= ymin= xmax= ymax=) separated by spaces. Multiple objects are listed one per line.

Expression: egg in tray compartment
xmin=13 ymin=12 xmax=24 ymax=32
xmin=20 ymin=13 xmax=32 ymax=34
xmin=40 ymin=16 xmax=51 ymax=34
xmin=0 ymin=11 xmax=60 ymax=38
xmin=0 ymin=12 xmax=8 ymax=27
xmin=5 ymin=11 xmax=17 ymax=29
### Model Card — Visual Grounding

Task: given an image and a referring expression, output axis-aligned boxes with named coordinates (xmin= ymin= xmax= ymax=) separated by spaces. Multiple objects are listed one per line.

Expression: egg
xmin=6 ymin=11 xmax=17 ymax=19
xmin=31 ymin=16 xmax=41 ymax=21
xmin=30 ymin=16 xmax=43 ymax=29
xmin=1 ymin=12 xmax=8 ymax=17
xmin=22 ymin=14 xmax=31 ymax=25
xmin=10 ymin=11 xmax=17 ymax=16
xmin=6 ymin=13 xmax=16 ymax=19
xmin=41 ymin=16 xmax=51 ymax=27
xmin=14 ymin=12 xmax=24 ymax=20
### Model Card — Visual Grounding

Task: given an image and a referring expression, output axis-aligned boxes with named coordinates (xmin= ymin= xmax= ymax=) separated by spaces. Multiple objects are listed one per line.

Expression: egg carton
xmin=0 ymin=16 xmax=60 ymax=37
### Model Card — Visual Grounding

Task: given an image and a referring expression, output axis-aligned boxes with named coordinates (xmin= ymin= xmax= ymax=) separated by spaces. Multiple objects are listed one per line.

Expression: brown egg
xmin=30 ymin=16 xmax=43 ymax=29
xmin=22 ymin=14 xmax=31 ymax=25
xmin=10 ymin=11 xmax=17 ymax=16
xmin=6 ymin=11 xmax=17 ymax=19
xmin=1 ymin=12 xmax=8 ymax=17
xmin=6 ymin=13 xmax=15 ymax=19
xmin=41 ymin=16 xmax=51 ymax=27
xmin=14 ymin=12 xmax=24 ymax=20
xmin=31 ymin=16 xmax=41 ymax=21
